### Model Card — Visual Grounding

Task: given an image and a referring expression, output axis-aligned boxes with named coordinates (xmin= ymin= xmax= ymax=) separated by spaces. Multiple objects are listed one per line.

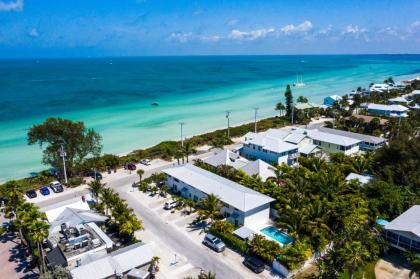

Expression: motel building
xmin=162 ymin=164 xmax=274 ymax=229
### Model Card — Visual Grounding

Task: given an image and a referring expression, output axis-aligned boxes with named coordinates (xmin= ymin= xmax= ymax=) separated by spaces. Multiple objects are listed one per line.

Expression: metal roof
xmin=368 ymin=103 xmax=409 ymax=112
xmin=49 ymin=208 xmax=108 ymax=234
xmin=385 ymin=205 xmax=420 ymax=238
xmin=298 ymin=143 xmax=320 ymax=155
xmin=345 ymin=173 xmax=373 ymax=184
xmin=162 ymin=164 xmax=274 ymax=212
xmin=306 ymin=129 xmax=361 ymax=146
xmin=244 ymin=132 xmax=298 ymax=154
xmin=317 ymin=127 xmax=387 ymax=145
xmin=233 ymin=226 xmax=255 ymax=240
xmin=239 ymin=159 xmax=276 ymax=182
xmin=284 ymin=133 xmax=307 ymax=144
xmin=70 ymin=243 xmax=153 ymax=279
xmin=203 ymin=149 xmax=249 ymax=169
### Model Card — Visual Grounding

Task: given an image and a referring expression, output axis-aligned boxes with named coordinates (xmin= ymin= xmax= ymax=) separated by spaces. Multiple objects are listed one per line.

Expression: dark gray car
xmin=203 ymin=233 xmax=226 ymax=252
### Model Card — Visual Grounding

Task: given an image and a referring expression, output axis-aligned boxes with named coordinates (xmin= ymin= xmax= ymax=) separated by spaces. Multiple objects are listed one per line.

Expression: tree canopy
xmin=27 ymin=117 xmax=102 ymax=177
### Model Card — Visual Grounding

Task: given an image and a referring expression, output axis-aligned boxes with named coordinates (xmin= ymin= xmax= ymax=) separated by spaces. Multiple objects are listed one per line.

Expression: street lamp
xmin=59 ymin=144 xmax=68 ymax=184
xmin=225 ymin=110 xmax=231 ymax=138
xmin=179 ymin=122 xmax=185 ymax=148
xmin=253 ymin=107 xmax=259 ymax=133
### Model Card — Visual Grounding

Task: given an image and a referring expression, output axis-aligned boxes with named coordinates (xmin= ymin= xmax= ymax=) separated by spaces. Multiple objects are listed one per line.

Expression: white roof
xmin=244 ymin=132 xmax=298 ymax=154
xmin=317 ymin=127 xmax=387 ymax=145
xmin=162 ymin=164 xmax=274 ymax=212
xmin=203 ymin=149 xmax=249 ymax=169
xmin=368 ymin=103 xmax=409 ymax=112
xmin=283 ymin=133 xmax=307 ymax=144
xmin=298 ymin=143 xmax=320 ymax=155
xmin=43 ymin=198 xmax=90 ymax=222
xmin=70 ymin=243 xmax=153 ymax=279
xmin=49 ymin=208 xmax=108 ymax=234
xmin=239 ymin=160 xmax=276 ymax=182
xmin=385 ymin=205 xmax=420 ymax=238
xmin=86 ymin=222 xmax=114 ymax=249
xmin=233 ymin=226 xmax=255 ymax=240
xmin=326 ymin=95 xmax=342 ymax=101
xmin=306 ymin=129 xmax=360 ymax=146
xmin=389 ymin=97 xmax=408 ymax=103
xmin=345 ymin=173 xmax=373 ymax=184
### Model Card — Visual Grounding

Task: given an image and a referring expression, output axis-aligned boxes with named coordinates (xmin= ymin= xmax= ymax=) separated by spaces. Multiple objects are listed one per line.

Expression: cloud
xmin=0 ymin=0 xmax=23 ymax=12
xmin=227 ymin=19 xmax=239 ymax=26
xmin=28 ymin=28 xmax=39 ymax=38
xmin=411 ymin=20 xmax=420 ymax=28
xmin=167 ymin=32 xmax=193 ymax=43
xmin=199 ymin=35 xmax=221 ymax=42
xmin=280 ymin=20 xmax=313 ymax=34
xmin=343 ymin=25 xmax=367 ymax=35
xmin=229 ymin=28 xmax=275 ymax=40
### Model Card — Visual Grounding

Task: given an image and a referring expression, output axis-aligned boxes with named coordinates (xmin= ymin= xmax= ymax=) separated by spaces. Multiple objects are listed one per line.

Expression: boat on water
xmin=293 ymin=74 xmax=306 ymax=87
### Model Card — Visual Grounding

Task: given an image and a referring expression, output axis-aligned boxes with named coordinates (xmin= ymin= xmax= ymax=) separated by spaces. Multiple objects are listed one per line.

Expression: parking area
xmin=126 ymin=187 xmax=277 ymax=279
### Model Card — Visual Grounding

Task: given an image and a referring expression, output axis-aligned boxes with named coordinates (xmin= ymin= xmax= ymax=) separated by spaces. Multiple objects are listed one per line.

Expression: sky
xmin=0 ymin=0 xmax=419 ymax=58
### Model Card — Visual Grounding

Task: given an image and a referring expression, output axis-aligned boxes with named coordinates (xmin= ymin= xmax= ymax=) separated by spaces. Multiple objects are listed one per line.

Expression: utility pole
xmin=179 ymin=122 xmax=185 ymax=148
xmin=59 ymin=144 xmax=68 ymax=184
xmin=225 ymin=111 xmax=231 ymax=138
xmin=254 ymin=107 xmax=259 ymax=133
xmin=291 ymin=104 xmax=295 ymax=125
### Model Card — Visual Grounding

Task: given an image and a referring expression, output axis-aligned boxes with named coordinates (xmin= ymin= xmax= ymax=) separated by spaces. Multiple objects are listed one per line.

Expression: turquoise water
xmin=260 ymin=226 xmax=293 ymax=245
xmin=376 ymin=219 xmax=390 ymax=226
xmin=0 ymin=55 xmax=419 ymax=182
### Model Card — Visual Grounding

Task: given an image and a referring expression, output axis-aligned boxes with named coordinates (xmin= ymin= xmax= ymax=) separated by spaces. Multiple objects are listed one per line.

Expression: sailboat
xmin=293 ymin=74 xmax=306 ymax=87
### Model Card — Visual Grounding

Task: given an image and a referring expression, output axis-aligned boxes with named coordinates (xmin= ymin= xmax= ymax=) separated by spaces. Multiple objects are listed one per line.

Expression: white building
xmin=202 ymin=149 xmax=275 ymax=181
xmin=367 ymin=103 xmax=409 ymax=117
xmin=162 ymin=164 xmax=274 ymax=228
xmin=203 ymin=149 xmax=249 ymax=169
xmin=384 ymin=205 xmax=420 ymax=253
xmin=345 ymin=173 xmax=374 ymax=185
xmin=369 ymin=83 xmax=392 ymax=93
xmin=241 ymin=132 xmax=299 ymax=165
xmin=323 ymin=95 xmax=342 ymax=106
xmin=70 ymin=243 xmax=153 ymax=279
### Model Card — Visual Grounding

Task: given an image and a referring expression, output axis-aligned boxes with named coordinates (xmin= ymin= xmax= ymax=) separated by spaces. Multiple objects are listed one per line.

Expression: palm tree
xmin=29 ymin=220 xmax=49 ymax=274
xmin=198 ymin=194 xmax=222 ymax=223
xmin=249 ymin=234 xmax=282 ymax=262
xmin=88 ymin=180 xmax=103 ymax=203
xmin=137 ymin=169 xmax=145 ymax=183
xmin=198 ymin=271 xmax=217 ymax=279
xmin=340 ymin=241 xmax=370 ymax=279
xmin=101 ymin=188 xmax=116 ymax=216
xmin=183 ymin=141 xmax=196 ymax=163
xmin=149 ymin=256 xmax=161 ymax=277
xmin=118 ymin=213 xmax=143 ymax=239
xmin=275 ymin=102 xmax=286 ymax=117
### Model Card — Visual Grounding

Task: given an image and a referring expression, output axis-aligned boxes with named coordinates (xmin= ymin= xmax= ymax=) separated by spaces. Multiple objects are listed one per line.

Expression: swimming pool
xmin=260 ymin=226 xmax=293 ymax=245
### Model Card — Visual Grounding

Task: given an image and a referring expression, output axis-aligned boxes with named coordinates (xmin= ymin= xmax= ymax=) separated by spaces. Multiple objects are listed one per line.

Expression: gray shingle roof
xmin=239 ymin=159 xmax=276 ymax=181
xmin=317 ymin=127 xmax=387 ymax=145
xmin=162 ymin=164 xmax=274 ymax=212
xmin=203 ymin=149 xmax=249 ymax=169
xmin=385 ymin=205 xmax=420 ymax=238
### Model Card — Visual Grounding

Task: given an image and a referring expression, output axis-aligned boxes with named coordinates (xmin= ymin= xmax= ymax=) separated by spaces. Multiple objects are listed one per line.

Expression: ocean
xmin=1 ymin=55 xmax=419 ymax=182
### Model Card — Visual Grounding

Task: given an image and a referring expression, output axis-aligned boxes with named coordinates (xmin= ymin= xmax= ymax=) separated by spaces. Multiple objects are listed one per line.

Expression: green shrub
xmin=67 ymin=177 xmax=84 ymax=187
xmin=209 ymin=223 xmax=248 ymax=254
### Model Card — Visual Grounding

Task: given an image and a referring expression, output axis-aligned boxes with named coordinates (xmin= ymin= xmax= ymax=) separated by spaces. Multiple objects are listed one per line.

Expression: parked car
xmin=203 ymin=233 xmax=226 ymax=252
xmin=243 ymin=256 xmax=265 ymax=273
xmin=126 ymin=163 xmax=137 ymax=170
xmin=49 ymin=181 xmax=64 ymax=193
xmin=140 ymin=159 xmax=151 ymax=166
xmin=164 ymin=200 xmax=179 ymax=210
xmin=39 ymin=186 xmax=50 ymax=196
xmin=85 ymin=171 xmax=103 ymax=180
xmin=25 ymin=190 xmax=37 ymax=199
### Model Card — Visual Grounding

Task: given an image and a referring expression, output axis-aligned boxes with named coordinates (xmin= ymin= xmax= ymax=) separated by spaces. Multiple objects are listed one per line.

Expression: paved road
xmin=117 ymin=185 xmax=246 ymax=279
